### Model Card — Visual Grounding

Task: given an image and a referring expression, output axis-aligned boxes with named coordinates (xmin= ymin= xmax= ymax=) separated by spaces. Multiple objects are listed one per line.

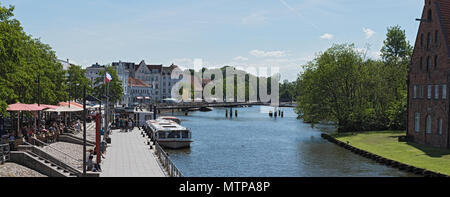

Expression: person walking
xmin=119 ymin=118 xmax=124 ymax=132
xmin=128 ymin=119 xmax=133 ymax=132
xmin=22 ymin=126 xmax=29 ymax=143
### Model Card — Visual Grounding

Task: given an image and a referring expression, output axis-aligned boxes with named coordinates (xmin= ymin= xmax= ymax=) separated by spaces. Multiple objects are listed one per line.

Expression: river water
xmin=165 ymin=106 xmax=414 ymax=177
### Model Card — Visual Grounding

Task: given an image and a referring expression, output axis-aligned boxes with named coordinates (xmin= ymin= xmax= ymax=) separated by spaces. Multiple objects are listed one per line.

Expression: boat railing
xmin=154 ymin=141 xmax=184 ymax=177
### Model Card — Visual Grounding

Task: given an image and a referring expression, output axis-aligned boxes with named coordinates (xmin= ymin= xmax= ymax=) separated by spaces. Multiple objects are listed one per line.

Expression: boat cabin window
xmin=182 ymin=130 xmax=189 ymax=138
xmin=157 ymin=132 xmax=167 ymax=139
xmin=168 ymin=131 xmax=180 ymax=139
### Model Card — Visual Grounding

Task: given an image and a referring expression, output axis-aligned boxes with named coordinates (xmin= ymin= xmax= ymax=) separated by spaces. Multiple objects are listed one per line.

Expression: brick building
xmin=407 ymin=0 xmax=450 ymax=148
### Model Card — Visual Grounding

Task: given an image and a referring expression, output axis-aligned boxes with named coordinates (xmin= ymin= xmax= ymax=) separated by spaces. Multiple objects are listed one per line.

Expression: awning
xmin=137 ymin=97 xmax=143 ymax=100
xmin=145 ymin=97 xmax=151 ymax=100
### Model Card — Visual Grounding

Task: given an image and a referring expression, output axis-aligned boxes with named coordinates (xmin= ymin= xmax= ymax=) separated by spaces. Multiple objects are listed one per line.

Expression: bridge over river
xmin=155 ymin=102 xmax=296 ymax=111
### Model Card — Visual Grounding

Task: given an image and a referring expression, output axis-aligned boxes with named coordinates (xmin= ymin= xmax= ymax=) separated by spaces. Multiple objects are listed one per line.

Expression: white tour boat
xmin=146 ymin=119 xmax=192 ymax=149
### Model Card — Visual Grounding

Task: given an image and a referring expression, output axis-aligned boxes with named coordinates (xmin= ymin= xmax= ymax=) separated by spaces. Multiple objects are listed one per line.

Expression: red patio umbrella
xmin=31 ymin=104 xmax=59 ymax=110
xmin=7 ymin=103 xmax=46 ymax=136
xmin=7 ymin=103 xmax=46 ymax=111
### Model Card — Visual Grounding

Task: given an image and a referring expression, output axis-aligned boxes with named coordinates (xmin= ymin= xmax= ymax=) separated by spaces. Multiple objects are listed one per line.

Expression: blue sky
xmin=3 ymin=0 xmax=423 ymax=81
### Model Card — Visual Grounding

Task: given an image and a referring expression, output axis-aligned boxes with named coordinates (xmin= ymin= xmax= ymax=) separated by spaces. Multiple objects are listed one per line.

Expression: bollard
xmin=226 ymin=109 xmax=228 ymax=117
xmin=230 ymin=108 xmax=233 ymax=118
xmin=281 ymin=111 xmax=284 ymax=118
xmin=235 ymin=110 xmax=238 ymax=117
xmin=274 ymin=111 xmax=277 ymax=118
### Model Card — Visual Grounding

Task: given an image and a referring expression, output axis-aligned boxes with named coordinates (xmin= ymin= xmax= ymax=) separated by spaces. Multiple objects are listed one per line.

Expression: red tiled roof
xmin=437 ymin=0 xmax=450 ymax=57
xmin=129 ymin=78 xmax=151 ymax=88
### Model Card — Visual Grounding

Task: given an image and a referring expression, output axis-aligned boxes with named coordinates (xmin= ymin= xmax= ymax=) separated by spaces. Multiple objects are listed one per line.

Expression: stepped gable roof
xmin=134 ymin=60 xmax=147 ymax=71
xmin=129 ymin=77 xmax=151 ymax=88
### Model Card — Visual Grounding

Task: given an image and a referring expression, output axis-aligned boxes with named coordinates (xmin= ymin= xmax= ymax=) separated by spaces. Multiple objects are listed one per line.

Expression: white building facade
xmin=112 ymin=60 xmax=182 ymax=104
xmin=85 ymin=63 xmax=106 ymax=87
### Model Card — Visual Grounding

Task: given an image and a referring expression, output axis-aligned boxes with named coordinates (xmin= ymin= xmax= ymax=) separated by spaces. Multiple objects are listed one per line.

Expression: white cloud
xmin=249 ymin=50 xmax=288 ymax=58
xmin=233 ymin=56 xmax=249 ymax=61
xmin=242 ymin=13 xmax=268 ymax=25
xmin=320 ymin=33 xmax=334 ymax=40
xmin=362 ymin=27 xmax=375 ymax=39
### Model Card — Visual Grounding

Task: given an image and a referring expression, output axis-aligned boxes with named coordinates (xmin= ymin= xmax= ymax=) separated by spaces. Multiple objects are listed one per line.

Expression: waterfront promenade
xmin=101 ymin=128 xmax=166 ymax=177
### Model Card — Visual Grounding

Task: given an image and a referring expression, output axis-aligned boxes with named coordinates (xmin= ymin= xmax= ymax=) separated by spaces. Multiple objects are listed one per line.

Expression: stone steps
xmin=26 ymin=152 xmax=77 ymax=177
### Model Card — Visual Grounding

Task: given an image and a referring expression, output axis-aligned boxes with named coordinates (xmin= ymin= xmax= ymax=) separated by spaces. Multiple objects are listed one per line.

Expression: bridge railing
xmin=156 ymin=101 xmax=266 ymax=109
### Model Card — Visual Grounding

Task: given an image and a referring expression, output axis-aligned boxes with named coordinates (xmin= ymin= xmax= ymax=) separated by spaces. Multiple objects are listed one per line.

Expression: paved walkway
xmin=100 ymin=128 xmax=166 ymax=177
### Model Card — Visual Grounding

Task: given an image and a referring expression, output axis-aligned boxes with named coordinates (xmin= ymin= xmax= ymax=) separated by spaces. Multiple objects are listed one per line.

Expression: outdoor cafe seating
xmin=2 ymin=102 xmax=85 ymax=149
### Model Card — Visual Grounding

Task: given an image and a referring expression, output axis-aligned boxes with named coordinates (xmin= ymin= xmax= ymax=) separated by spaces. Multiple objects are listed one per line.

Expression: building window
xmin=439 ymin=119 xmax=443 ymax=135
xmin=428 ymin=9 xmax=432 ymax=22
xmin=435 ymin=56 xmax=438 ymax=68
xmin=427 ymin=33 xmax=432 ymax=49
xmin=413 ymin=85 xmax=417 ymax=99
xmin=435 ymin=85 xmax=439 ymax=99
xmin=427 ymin=56 xmax=432 ymax=71
xmin=427 ymin=85 xmax=432 ymax=99
xmin=421 ymin=34 xmax=424 ymax=47
xmin=443 ymin=84 xmax=447 ymax=99
xmin=420 ymin=85 xmax=424 ymax=98
xmin=426 ymin=115 xmax=432 ymax=134
xmin=435 ymin=30 xmax=439 ymax=43
xmin=415 ymin=113 xmax=420 ymax=132
xmin=420 ymin=57 xmax=423 ymax=70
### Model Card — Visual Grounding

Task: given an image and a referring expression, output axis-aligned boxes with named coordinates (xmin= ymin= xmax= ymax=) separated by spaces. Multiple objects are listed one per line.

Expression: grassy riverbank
xmin=333 ymin=131 xmax=450 ymax=175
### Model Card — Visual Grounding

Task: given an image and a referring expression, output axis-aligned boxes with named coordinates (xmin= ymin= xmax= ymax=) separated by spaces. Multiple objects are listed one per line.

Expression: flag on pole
xmin=106 ymin=72 xmax=113 ymax=83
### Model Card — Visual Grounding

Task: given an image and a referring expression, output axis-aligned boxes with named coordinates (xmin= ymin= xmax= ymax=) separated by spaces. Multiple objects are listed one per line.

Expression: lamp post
xmin=82 ymin=85 xmax=87 ymax=176
xmin=87 ymin=94 xmax=103 ymax=170
xmin=36 ymin=64 xmax=41 ymax=132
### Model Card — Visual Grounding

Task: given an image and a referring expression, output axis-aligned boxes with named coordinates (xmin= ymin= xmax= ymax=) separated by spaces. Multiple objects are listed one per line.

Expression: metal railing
xmin=154 ymin=141 xmax=183 ymax=177
xmin=0 ymin=144 xmax=10 ymax=164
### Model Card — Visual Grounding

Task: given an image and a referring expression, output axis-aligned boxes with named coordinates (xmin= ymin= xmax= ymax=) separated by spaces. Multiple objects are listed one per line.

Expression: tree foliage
xmin=92 ymin=66 xmax=123 ymax=104
xmin=280 ymin=80 xmax=297 ymax=102
xmin=0 ymin=3 xmax=68 ymax=116
xmin=295 ymin=26 xmax=412 ymax=132
xmin=67 ymin=65 xmax=92 ymax=102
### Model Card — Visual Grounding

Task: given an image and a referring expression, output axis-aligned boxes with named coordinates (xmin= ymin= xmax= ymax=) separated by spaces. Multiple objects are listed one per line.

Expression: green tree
xmin=295 ymin=26 xmax=412 ymax=132
xmin=0 ymin=3 xmax=68 ymax=116
xmin=380 ymin=25 xmax=412 ymax=129
xmin=92 ymin=66 xmax=123 ymax=104
xmin=67 ymin=65 xmax=92 ymax=102
xmin=280 ymin=80 xmax=297 ymax=102
xmin=381 ymin=25 xmax=413 ymax=65
xmin=296 ymin=44 xmax=385 ymax=131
